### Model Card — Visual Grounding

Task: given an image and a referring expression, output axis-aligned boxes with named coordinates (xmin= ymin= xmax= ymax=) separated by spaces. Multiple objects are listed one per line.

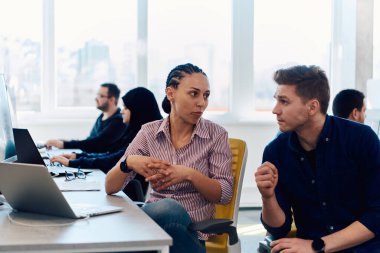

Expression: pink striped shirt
xmin=123 ymin=117 xmax=234 ymax=240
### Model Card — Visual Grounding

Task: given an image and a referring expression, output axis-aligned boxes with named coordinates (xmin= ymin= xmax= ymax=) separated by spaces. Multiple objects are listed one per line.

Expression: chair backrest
xmin=206 ymin=138 xmax=247 ymax=253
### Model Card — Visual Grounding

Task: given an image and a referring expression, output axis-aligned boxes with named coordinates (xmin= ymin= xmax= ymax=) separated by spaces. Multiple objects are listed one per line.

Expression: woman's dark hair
xmin=273 ymin=65 xmax=330 ymax=114
xmin=162 ymin=63 xmax=207 ymax=114
xmin=121 ymin=87 xmax=162 ymax=202
xmin=121 ymin=87 xmax=162 ymax=145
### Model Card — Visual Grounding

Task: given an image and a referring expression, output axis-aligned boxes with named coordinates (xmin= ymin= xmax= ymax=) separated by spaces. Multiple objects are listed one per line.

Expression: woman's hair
xmin=162 ymin=63 xmax=207 ymax=114
xmin=121 ymin=87 xmax=162 ymax=144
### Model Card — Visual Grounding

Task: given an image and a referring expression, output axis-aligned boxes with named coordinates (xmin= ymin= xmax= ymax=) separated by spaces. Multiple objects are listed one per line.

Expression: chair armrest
xmin=257 ymin=235 xmax=274 ymax=253
xmin=133 ymin=201 xmax=145 ymax=208
xmin=189 ymin=219 xmax=238 ymax=245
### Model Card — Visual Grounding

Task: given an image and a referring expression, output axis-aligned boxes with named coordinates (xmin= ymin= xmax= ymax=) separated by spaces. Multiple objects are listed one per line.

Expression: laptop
xmin=13 ymin=128 xmax=47 ymax=166
xmin=0 ymin=162 xmax=123 ymax=219
xmin=12 ymin=128 xmax=90 ymax=174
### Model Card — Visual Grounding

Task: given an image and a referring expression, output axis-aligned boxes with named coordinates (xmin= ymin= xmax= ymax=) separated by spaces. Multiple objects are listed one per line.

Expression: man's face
xmin=272 ymin=85 xmax=311 ymax=132
xmin=357 ymin=99 xmax=366 ymax=123
xmin=95 ymin=87 xmax=111 ymax=112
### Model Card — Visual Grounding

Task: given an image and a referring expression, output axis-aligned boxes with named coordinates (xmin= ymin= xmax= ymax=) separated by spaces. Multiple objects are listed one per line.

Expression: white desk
xmin=0 ymin=170 xmax=172 ymax=252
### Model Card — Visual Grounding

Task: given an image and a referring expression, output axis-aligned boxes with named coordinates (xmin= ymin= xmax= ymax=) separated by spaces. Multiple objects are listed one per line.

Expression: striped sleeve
xmin=208 ymin=130 xmax=234 ymax=204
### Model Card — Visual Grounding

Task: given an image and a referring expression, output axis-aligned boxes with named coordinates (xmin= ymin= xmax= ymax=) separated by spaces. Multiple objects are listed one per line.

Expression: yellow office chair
xmin=190 ymin=138 xmax=248 ymax=253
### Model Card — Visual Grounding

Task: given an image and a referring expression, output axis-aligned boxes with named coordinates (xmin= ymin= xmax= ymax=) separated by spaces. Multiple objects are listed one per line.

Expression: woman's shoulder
xmin=199 ymin=118 xmax=228 ymax=136
xmin=140 ymin=119 xmax=165 ymax=131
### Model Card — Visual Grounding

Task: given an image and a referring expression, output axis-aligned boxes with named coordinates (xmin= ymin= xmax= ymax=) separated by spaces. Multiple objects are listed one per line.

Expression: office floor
xmin=237 ymin=208 xmax=266 ymax=253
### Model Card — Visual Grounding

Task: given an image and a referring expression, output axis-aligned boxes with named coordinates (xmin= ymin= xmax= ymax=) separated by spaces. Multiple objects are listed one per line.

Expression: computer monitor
xmin=0 ymin=74 xmax=17 ymax=162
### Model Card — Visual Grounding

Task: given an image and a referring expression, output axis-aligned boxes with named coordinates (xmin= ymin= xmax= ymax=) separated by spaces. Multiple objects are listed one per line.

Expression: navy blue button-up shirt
xmin=261 ymin=115 xmax=380 ymax=243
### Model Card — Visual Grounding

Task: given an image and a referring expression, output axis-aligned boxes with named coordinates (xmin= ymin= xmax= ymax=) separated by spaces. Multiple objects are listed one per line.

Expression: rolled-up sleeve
xmin=260 ymin=145 xmax=293 ymax=239
xmin=357 ymin=129 xmax=380 ymax=236
xmin=120 ymin=128 xmax=150 ymax=188
xmin=208 ymin=131 xmax=234 ymax=205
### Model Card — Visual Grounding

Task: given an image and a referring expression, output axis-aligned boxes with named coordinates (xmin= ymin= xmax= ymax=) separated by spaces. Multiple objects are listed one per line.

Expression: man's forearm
xmin=262 ymin=196 xmax=286 ymax=227
xmin=322 ymin=221 xmax=374 ymax=253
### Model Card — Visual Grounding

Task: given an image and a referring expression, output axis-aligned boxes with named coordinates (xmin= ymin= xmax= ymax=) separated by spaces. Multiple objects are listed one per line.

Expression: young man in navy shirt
xmin=255 ymin=65 xmax=380 ymax=252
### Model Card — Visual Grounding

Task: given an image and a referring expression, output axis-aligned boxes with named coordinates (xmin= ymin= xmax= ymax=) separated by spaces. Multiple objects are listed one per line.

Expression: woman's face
xmin=167 ymin=73 xmax=210 ymax=125
xmin=121 ymin=106 xmax=131 ymax=124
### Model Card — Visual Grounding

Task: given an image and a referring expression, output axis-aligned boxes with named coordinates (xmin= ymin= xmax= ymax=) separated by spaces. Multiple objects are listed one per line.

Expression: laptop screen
xmin=0 ymin=74 xmax=17 ymax=162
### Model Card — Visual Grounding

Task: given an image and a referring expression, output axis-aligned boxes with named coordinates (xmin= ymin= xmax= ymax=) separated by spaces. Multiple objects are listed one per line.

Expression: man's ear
xmin=307 ymin=99 xmax=320 ymax=115
xmin=109 ymin=96 xmax=117 ymax=105
xmin=349 ymin=108 xmax=359 ymax=121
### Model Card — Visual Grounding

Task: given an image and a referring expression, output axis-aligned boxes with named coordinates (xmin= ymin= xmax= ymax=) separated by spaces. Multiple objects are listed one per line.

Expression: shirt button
xmin=300 ymin=157 xmax=304 ymax=161
xmin=322 ymin=202 xmax=327 ymax=206
xmin=330 ymin=226 xmax=334 ymax=230
xmin=325 ymin=137 xmax=329 ymax=142
xmin=311 ymin=180 xmax=315 ymax=184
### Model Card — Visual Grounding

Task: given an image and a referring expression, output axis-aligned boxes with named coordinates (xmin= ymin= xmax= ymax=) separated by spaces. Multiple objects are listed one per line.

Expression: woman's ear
xmin=165 ymin=87 xmax=175 ymax=102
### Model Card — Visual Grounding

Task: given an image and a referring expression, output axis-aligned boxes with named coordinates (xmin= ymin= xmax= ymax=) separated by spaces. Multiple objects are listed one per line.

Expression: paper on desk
xmin=56 ymin=180 xmax=101 ymax=191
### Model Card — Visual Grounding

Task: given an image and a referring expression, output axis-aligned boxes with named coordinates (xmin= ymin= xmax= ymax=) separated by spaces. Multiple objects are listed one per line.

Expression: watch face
xmin=120 ymin=161 xmax=127 ymax=172
xmin=120 ymin=160 xmax=132 ymax=173
xmin=312 ymin=238 xmax=325 ymax=251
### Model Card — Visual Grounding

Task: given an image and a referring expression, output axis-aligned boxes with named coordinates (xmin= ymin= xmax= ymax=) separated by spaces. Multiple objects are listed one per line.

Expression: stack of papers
xmin=56 ymin=180 xmax=101 ymax=191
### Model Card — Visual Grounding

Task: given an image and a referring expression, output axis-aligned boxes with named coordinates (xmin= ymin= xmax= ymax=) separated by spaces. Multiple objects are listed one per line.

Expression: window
xmin=55 ymin=0 xmax=137 ymax=108
xmin=0 ymin=0 xmax=367 ymax=123
xmin=147 ymin=0 xmax=232 ymax=113
xmin=253 ymin=0 xmax=332 ymax=110
xmin=0 ymin=0 xmax=42 ymax=112
xmin=374 ymin=0 xmax=380 ymax=79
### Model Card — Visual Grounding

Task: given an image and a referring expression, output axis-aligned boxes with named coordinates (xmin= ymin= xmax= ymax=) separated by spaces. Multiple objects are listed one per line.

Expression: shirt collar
xmin=155 ymin=117 xmax=210 ymax=140
xmin=288 ymin=114 xmax=332 ymax=153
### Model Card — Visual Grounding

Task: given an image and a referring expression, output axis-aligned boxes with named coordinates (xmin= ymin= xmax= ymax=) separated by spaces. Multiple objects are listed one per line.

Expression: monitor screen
xmin=0 ymin=74 xmax=17 ymax=162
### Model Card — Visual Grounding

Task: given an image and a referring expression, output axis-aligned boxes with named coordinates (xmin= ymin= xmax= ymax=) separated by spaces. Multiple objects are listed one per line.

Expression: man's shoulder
xmin=266 ymin=131 xmax=290 ymax=148
xmin=330 ymin=116 xmax=374 ymax=136
xmin=109 ymin=108 xmax=123 ymax=120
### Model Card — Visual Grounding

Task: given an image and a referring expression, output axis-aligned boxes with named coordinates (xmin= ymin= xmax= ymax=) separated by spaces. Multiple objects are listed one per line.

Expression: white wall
xmin=18 ymin=118 xmax=279 ymax=207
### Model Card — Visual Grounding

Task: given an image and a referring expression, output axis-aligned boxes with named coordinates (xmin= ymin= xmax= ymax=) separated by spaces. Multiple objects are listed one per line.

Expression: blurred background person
xmin=332 ymin=89 xmax=366 ymax=123
xmin=46 ymin=83 xmax=126 ymax=153
xmin=51 ymin=87 xmax=162 ymax=201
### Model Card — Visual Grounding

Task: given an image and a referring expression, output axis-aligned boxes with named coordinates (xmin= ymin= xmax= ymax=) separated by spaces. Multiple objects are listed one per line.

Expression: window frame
xmin=17 ymin=0 xmax=372 ymax=125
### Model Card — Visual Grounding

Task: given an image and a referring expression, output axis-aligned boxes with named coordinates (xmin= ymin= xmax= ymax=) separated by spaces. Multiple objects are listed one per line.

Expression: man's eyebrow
xmin=275 ymin=95 xmax=288 ymax=99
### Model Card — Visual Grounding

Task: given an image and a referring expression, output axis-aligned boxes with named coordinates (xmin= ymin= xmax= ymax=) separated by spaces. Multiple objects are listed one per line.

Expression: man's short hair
xmin=101 ymin=83 xmax=120 ymax=103
xmin=332 ymin=89 xmax=365 ymax=119
xmin=273 ymin=65 xmax=330 ymax=114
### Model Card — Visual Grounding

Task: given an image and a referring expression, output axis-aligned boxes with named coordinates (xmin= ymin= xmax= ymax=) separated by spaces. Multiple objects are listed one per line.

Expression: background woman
xmin=51 ymin=87 xmax=162 ymax=200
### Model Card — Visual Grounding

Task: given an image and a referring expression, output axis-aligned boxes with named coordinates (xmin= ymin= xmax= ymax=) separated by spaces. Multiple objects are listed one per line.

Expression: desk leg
xmin=159 ymin=246 xmax=169 ymax=253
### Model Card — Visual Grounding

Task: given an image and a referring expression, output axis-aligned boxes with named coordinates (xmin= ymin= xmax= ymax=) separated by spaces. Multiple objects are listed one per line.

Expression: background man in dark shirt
xmin=255 ymin=65 xmax=380 ymax=252
xmin=45 ymin=83 xmax=126 ymax=153
xmin=333 ymin=89 xmax=366 ymax=124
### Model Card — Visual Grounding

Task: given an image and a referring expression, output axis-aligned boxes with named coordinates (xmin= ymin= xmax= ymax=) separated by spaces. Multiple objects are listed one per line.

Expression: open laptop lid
xmin=0 ymin=162 xmax=78 ymax=218
xmin=0 ymin=162 xmax=122 ymax=219
xmin=13 ymin=128 xmax=45 ymax=165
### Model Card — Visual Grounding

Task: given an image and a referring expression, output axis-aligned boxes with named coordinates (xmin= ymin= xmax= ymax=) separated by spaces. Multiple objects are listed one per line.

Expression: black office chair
xmin=122 ymin=174 xmax=148 ymax=202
